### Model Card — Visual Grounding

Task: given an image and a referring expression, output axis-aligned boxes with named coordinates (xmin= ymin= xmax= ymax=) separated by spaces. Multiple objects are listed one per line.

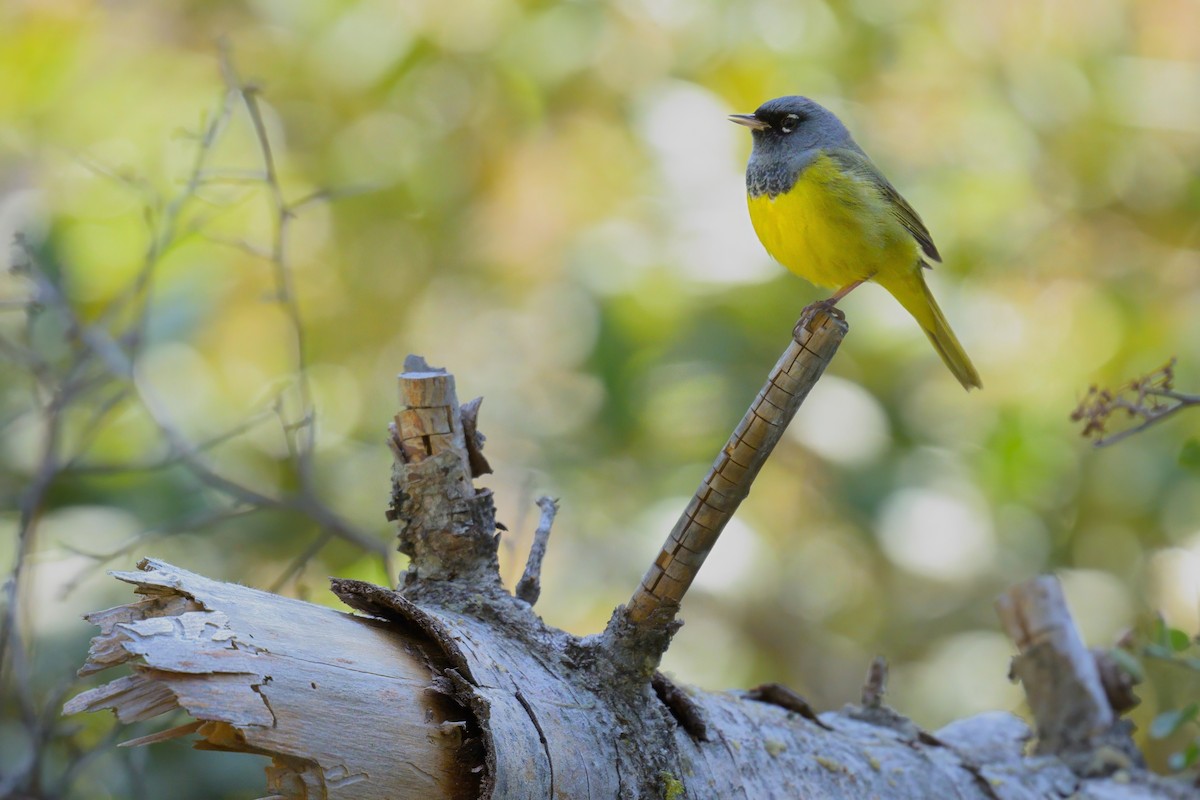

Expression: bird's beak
xmin=728 ymin=113 xmax=770 ymax=131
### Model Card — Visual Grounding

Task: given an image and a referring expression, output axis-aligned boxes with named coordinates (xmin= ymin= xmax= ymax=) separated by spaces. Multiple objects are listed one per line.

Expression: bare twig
xmin=515 ymin=496 xmax=560 ymax=605
xmin=9 ymin=99 xmax=388 ymax=568
xmin=0 ymin=340 xmax=93 ymax=797
xmin=91 ymin=82 xmax=237 ymax=349
xmin=57 ymin=505 xmax=261 ymax=599
xmin=269 ymin=529 xmax=335 ymax=594
xmin=0 ymin=49 xmax=396 ymax=795
xmin=66 ymin=407 xmax=276 ymax=473
xmin=219 ymin=50 xmax=316 ymax=470
xmin=0 ymin=373 xmax=65 ymax=699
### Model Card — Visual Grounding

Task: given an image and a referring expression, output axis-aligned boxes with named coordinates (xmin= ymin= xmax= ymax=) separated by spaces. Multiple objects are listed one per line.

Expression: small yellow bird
xmin=730 ymin=96 xmax=981 ymax=390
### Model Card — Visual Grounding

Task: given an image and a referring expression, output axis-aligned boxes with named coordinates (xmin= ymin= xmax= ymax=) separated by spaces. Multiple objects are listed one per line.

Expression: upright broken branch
xmin=605 ymin=308 xmax=847 ymax=671
xmin=997 ymin=575 xmax=1142 ymax=775
xmin=388 ymin=355 xmax=500 ymax=592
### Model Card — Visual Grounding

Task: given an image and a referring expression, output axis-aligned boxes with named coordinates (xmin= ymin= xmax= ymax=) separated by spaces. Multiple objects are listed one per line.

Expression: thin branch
xmin=612 ymin=309 xmax=847 ymax=643
xmin=0 ymin=377 xmax=65 ymax=710
xmin=93 ymin=83 xmax=237 ymax=347
xmin=67 ymin=407 xmax=276 ymax=474
xmin=0 ymin=331 xmax=48 ymax=375
xmin=291 ymin=182 xmax=381 ymax=210
xmin=220 ymin=48 xmax=319 ymax=486
xmin=269 ymin=529 xmax=335 ymax=594
xmin=201 ymin=233 xmax=273 ymax=261
xmin=1092 ymin=393 xmax=1200 ymax=448
xmin=57 ymin=505 xmax=261 ymax=599
xmin=58 ymin=386 xmax=134 ymax=469
xmin=195 ymin=168 xmax=270 ymax=184
xmin=15 ymin=220 xmax=387 ymax=565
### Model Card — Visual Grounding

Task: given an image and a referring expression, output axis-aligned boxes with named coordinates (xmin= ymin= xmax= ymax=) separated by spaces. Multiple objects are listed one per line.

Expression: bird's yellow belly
xmin=746 ymin=156 xmax=915 ymax=290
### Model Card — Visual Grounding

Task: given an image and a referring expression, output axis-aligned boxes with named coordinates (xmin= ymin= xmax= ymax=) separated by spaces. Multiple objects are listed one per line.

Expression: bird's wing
xmin=829 ymin=149 xmax=941 ymax=263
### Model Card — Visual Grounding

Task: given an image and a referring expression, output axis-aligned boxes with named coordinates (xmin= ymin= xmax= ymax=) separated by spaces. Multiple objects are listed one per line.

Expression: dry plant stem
xmin=514 ymin=497 xmax=559 ymax=605
xmin=1094 ymin=389 xmax=1200 ymax=447
xmin=1071 ymin=359 xmax=1200 ymax=447
xmin=619 ymin=308 xmax=847 ymax=629
xmin=996 ymin=576 xmax=1115 ymax=754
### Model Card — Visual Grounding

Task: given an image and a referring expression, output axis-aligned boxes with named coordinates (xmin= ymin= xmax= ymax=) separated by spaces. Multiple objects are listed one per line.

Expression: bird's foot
xmin=793 ymin=300 xmax=846 ymax=340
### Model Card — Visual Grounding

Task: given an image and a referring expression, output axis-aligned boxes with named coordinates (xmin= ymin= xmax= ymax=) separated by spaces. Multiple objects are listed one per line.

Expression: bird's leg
xmin=793 ymin=278 xmax=870 ymax=338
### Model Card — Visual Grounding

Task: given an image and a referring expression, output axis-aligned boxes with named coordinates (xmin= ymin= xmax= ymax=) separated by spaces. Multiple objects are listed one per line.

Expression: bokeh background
xmin=3 ymin=0 xmax=1200 ymax=796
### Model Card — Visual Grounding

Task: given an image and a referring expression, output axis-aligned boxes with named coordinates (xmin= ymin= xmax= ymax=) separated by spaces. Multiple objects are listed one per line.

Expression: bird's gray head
xmin=729 ymin=96 xmax=860 ymax=197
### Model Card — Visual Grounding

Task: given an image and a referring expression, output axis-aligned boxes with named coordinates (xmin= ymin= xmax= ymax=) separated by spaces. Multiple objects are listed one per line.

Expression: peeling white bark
xmin=65 ymin=559 xmax=479 ymax=800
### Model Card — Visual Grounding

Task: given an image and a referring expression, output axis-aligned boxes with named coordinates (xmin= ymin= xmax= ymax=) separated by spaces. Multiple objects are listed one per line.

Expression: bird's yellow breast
xmin=746 ymin=153 xmax=916 ymax=290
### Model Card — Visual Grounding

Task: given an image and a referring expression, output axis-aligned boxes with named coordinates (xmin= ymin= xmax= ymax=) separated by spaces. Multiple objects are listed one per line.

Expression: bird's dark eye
xmin=780 ymin=114 xmax=800 ymax=134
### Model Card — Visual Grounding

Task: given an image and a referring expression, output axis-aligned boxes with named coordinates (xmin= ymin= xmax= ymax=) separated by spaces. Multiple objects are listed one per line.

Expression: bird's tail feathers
xmin=879 ymin=271 xmax=982 ymax=391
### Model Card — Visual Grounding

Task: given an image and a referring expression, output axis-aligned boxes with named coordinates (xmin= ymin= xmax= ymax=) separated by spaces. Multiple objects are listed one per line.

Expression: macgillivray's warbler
xmin=730 ymin=96 xmax=982 ymax=390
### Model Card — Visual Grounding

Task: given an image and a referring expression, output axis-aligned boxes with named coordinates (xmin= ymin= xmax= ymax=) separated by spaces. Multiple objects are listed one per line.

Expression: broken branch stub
xmin=390 ymin=356 xmax=500 ymax=590
xmin=997 ymin=575 xmax=1137 ymax=768
xmin=607 ymin=309 xmax=847 ymax=667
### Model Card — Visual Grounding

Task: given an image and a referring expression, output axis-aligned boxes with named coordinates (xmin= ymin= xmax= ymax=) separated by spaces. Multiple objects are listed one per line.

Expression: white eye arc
xmin=780 ymin=114 xmax=800 ymax=133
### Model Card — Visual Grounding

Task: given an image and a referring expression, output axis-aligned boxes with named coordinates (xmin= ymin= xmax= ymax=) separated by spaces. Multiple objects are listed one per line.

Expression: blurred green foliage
xmin=2 ymin=0 xmax=1200 ymax=795
xmin=1136 ymin=617 xmax=1200 ymax=776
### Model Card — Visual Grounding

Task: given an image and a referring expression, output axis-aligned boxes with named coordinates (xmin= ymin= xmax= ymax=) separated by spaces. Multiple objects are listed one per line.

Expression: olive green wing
xmin=829 ymin=149 xmax=941 ymax=263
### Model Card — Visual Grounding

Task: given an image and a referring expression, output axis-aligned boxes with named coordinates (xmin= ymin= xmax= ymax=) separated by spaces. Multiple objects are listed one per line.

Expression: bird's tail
xmin=878 ymin=270 xmax=982 ymax=391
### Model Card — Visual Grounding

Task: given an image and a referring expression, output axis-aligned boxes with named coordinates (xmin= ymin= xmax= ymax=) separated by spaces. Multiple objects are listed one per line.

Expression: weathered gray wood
xmin=68 ymin=561 xmax=1196 ymax=799
xmin=65 ymin=559 xmax=479 ymax=800
xmin=997 ymin=577 xmax=1115 ymax=753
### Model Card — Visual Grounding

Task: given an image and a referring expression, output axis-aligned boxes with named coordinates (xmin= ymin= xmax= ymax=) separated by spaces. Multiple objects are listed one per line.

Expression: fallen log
xmin=66 ymin=312 xmax=1193 ymax=799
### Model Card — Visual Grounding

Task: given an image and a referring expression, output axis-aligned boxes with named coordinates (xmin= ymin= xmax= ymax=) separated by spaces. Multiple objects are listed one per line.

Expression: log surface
xmin=67 ymin=559 xmax=1197 ymax=800
xmin=65 ymin=558 xmax=480 ymax=800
